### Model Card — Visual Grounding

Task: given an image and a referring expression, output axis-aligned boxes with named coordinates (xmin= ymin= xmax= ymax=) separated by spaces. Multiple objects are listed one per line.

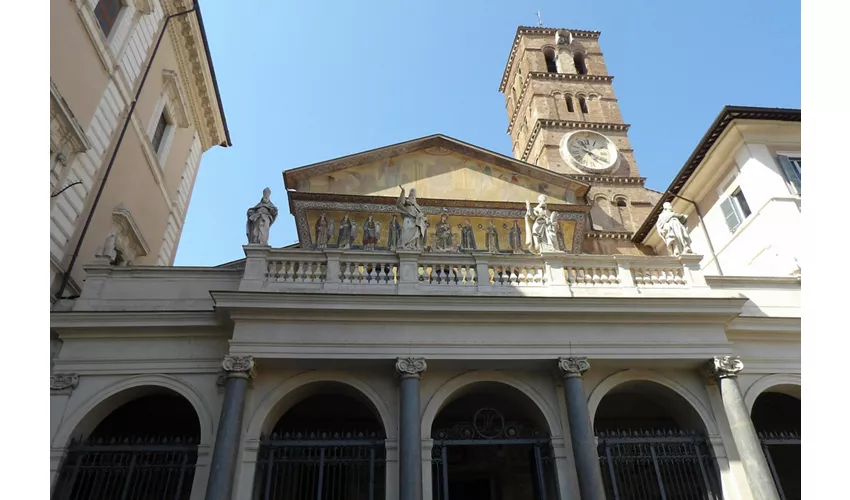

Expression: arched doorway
xmin=253 ymin=384 xmax=387 ymax=500
xmin=430 ymin=383 xmax=558 ymax=500
xmin=52 ymin=389 xmax=201 ymax=500
xmin=752 ymin=390 xmax=800 ymax=500
xmin=594 ymin=380 xmax=722 ymax=499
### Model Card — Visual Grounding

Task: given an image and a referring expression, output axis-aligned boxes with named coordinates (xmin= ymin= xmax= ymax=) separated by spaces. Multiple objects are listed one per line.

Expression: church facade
xmin=49 ymin=26 xmax=800 ymax=500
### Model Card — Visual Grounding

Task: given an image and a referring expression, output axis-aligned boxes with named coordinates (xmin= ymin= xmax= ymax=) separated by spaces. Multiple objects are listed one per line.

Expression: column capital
xmin=704 ymin=356 xmax=743 ymax=379
xmin=396 ymin=357 xmax=427 ymax=379
xmin=50 ymin=373 xmax=79 ymax=393
xmin=558 ymin=356 xmax=590 ymax=378
xmin=222 ymin=355 xmax=257 ymax=379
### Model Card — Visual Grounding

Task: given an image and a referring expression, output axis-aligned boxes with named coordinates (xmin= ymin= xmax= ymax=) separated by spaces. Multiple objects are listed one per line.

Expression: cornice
xmin=724 ymin=316 xmax=801 ymax=336
xmin=50 ymin=311 xmax=222 ymax=330
xmin=499 ymin=26 xmax=602 ymax=92
xmin=584 ymin=232 xmax=634 ymax=240
xmin=521 ymin=119 xmax=631 ymax=161
xmin=569 ymin=174 xmax=647 ymax=185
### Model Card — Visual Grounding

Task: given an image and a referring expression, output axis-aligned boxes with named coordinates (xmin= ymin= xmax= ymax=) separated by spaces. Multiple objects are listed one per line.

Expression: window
xmin=574 ymin=53 xmax=588 ymax=75
xmin=720 ymin=187 xmax=752 ymax=231
xmin=544 ymin=48 xmax=558 ymax=73
xmin=151 ymin=112 xmax=170 ymax=154
xmin=615 ymin=198 xmax=627 ymax=208
xmin=566 ymin=96 xmax=575 ymax=113
xmin=777 ymin=154 xmax=801 ymax=194
xmin=578 ymin=96 xmax=589 ymax=114
xmin=94 ymin=0 xmax=123 ymax=38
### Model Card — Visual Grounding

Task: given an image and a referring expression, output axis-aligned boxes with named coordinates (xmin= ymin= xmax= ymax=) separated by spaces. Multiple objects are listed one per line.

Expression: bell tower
xmin=499 ymin=26 xmax=662 ymax=243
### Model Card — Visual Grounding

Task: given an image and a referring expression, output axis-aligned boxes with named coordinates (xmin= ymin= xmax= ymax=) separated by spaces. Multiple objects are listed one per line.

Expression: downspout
xmin=665 ymin=191 xmax=724 ymax=276
xmin=54 ymin=1 xmax=200 ymax=301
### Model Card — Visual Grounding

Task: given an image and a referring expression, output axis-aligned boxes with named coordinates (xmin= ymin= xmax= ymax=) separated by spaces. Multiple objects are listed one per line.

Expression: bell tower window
xmin=578 ymin=96 xmax=589 ymax=114
xmin=543 ymin=47 xmax=558 ymax=73
xmin=566 ymin=96 xmax=575 ymax=113
xmin=574 ymin=52 xmax=588 ymax=75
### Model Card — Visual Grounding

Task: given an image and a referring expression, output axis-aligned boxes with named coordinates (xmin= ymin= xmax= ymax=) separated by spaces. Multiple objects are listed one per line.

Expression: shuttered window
xmin=777 ymin=155 xmax=801 ymax=194
xmin=94 ymin=0 xmax=123 ymax=38
xmin=720 ymin=187 xmax=751 ymax=232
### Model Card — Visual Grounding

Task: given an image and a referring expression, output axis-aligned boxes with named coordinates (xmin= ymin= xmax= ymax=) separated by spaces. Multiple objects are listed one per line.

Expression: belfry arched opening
xmin=430 ymin=383 xmax=558 ymax=500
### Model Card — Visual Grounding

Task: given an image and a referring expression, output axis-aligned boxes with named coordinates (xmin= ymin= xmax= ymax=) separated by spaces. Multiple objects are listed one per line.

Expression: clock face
xmin=559 ymin=131 xmax=620 ymax=173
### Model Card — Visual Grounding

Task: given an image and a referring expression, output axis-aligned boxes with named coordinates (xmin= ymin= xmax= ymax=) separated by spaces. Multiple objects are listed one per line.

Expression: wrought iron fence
xmin=52 ymin=436 xmax=198 ymax=500
xmin=597 ymin=429 xmax=722 ymax=500
xmin=254 ymin=430 xmax=386 ymax=500
xmin=759 ymin=430 xmax=801 ymax=500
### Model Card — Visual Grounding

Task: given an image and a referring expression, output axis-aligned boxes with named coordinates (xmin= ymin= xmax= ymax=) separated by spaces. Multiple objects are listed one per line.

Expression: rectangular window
xmin=151 ymin=112 xmax=169 ymax=154
xmin=720 ymin=187 xmax=751 ymax=232
xmin=94 ymin=0 xmax=123 ymax=38
xmin=777 ymin=154 xmax=801 ymax=194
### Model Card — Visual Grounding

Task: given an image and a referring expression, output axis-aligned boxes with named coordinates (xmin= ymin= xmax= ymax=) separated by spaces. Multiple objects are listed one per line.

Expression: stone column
xmin=558 ymin=357 xmax=606 ymax=500
xmin=396 ymin=357 xmax=426 ymax=500
xmin=205 ymin=356 xmax=256 ymax=500
xmin=705 ymin=356 xmax=780 ymax=500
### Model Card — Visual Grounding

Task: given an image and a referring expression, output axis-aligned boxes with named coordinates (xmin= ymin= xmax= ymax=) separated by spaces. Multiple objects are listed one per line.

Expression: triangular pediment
xmin=284 ymin=135 xmax=589 ymax=204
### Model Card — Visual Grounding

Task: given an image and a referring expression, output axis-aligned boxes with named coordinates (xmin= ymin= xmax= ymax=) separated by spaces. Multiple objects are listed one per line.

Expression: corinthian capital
xmin=222 ymin=355 xmax=257 ymax=379
xmin=50 ymin=373 xmax=79 ymax=392
xmin=705 ymin=356 xmax=744 ymax=379
xmin=558 ymin=356 xmax=590 ymax=378
xmin=396 ymin=357 xmax=427 ymax=379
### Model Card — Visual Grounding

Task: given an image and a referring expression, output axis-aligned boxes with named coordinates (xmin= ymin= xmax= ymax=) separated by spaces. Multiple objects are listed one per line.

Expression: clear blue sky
xmin=175 ymin=0 xmax=800 ymax=266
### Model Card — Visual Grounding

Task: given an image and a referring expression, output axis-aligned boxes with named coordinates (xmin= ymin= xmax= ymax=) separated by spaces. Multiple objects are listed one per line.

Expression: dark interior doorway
xmin=752 ymin=391 xmax=800 ymax=500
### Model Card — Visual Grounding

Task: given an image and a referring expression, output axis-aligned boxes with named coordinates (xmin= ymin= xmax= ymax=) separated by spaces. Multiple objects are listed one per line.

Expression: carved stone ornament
xmin=222 ymin=355 xmax=256 ymax=378
xmin=396 ymin=357 xmax=427 ymax=378
xmin=705 ymin=356 xmax=744 ymax=379
xmin=558 ymin=356 xmax=590 ymax=378
xmin=51 ymin=373 xmax=80 ymax=392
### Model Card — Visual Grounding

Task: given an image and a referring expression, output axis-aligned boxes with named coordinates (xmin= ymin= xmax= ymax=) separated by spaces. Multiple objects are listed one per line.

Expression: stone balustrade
xmin=240 ymin=245 xmax=708 ymax=296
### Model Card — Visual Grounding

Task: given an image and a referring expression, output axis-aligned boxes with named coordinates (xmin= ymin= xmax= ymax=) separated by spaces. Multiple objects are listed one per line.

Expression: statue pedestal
xmin=396 ymin=250 xmax=422 ymax=294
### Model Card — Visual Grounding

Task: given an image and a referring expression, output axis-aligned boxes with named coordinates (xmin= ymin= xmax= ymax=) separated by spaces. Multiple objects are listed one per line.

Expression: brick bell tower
xmin=499 ymin=26 xmax=662 ymax=252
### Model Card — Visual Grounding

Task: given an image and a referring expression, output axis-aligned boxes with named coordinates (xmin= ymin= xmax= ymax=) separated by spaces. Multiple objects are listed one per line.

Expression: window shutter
xmin=720 ymin=197 xmax=741 ymax=231
xmin=777 ymin=155 xmax=801 ymax=194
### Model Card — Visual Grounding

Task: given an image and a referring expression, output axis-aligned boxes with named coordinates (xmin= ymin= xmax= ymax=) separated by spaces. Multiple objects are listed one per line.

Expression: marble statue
xmin=655 ymin=202 xmax=693 ymax=256
xmin=337 ymin=214 xmax=355 ymax=249
xmin=524 ymin=195 xmax=560 ymax=253
xmin=314 ymin=212 xmax=333 ymax=249
xmin=362 ymin=215 xmax=380 ymax=250
xmin=434 ymin=212 xmax=454 ymax=252
xmin=98 ymin=231 xmax=118 ymax=263
xmin=485 ymin=219 xmax=500 ymax=253
xmin=508 ymin=220 xmax=523 ymax=254
xmin=396 ymin=186 xmax=427 ymax=250
xmin=387 ymin=215 xmax=401 ymax=250
xmin=460 ymin=219 xmax=477 ymax=250
xmin=246 ymin=187 xmax=278 ymax=245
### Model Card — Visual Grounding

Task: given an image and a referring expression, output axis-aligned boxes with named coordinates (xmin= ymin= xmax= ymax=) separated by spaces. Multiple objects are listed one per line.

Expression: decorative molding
xmin=51 ymin=373 xmax=80 ymax=392
xmin=162 ymin=69 xmax=191 ymax=128
xmin=704 ymin=356 xmax=744 ymax=379
xmin=222 ymin=355 xmax=257 ymax=379
xmin=108 ymin=203 xmax=151 ymax=264
xmin=585 ymin=232 xmax=633 ymax=240
xmin=50 ymin=79 xmax=90 ymax=156
xmin=136 ymin=0 xmax=153 ymax=14
xmin=558 ymin=356 xmax=590 ymax=378
xmin=396 ymin=357 xmax=427 ymax=379
xmin=568 ymin=174 xmax=647 ymax=185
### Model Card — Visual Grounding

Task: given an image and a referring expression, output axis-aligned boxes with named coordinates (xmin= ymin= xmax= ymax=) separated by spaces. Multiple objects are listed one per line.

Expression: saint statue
xmin=362 ymin=215 xmax=380 ymax=250
xmin=460 ymin=219 xmax=477 ymax=251
xmin=246 ymin=187 xmax=278 ymax=245
xmin=314 ymin=212 xmax=334 ymax=249
xmin=524 ymin=195 xmax=560 ymax=253
xmin=387 ymin=215 xmax=402 ymax=250
xmin=337 ymin=214 xmax=355 ymax=249
xmin=485 ymin=219 xmax=500 ymax=253
xmin=508 ymin=220 xmax=523 ymax=254
xmin=655 ymin=202 xmax=693 ymax=256
xmin=395 ymin=186 xmax=427 ymax=250
xmin=434 ymin=212 xmax=454 ymax=252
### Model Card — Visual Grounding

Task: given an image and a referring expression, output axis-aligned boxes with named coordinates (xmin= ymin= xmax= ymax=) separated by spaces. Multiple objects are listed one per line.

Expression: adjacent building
xmin=50 ymin=0 xmax=231 ymax=304
xmin=49 ymin=25 xmax=800 ymax=500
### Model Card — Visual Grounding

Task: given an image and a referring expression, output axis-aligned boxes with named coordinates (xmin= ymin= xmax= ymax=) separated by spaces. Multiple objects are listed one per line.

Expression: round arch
xmin=421 ymin=371 xmax=562 ymax=439
xmin=744 ymin=374 xmax=801 ymax=414
xmin=246 ymin=371 xmax=396 ymax=441
xmin=53 ymin=374 xmax=214 ymax=449
xmin=587 ymin=369 xmax=719 ymax=436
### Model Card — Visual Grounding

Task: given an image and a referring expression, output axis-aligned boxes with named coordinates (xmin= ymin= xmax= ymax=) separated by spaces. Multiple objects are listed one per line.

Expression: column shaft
xmin=396 ymin=357 xmax=426 ymax=500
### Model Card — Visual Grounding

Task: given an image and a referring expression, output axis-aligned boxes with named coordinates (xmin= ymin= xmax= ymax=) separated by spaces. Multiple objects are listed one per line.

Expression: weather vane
xmin=537 ymin=11 xmax=543 ymax=27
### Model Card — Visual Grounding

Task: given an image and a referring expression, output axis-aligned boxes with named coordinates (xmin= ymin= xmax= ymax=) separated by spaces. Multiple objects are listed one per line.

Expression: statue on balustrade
xmin=396 ymin=186 xmax=427 ymax=250
xmin=387 ymin=215 xmax=401 ymax=250
xmin=485 ymin=219 xmax=500 ymax=253
xmin=361 ymin=215 xmax=380 ymax=250
xmin=314 ymin=212 xmax=334 ymax=249
xmin=524 ymin=195 xmax=560 ymax=253
xmin=509 ymin=220 xmax=523 ymax=254
xmin=337 ymin=214 xmax=356 ymax=249
xmin=246 ymin=187 xmax=278 ymax=246
xmin=460 ymin=219 xmax=477 ymax=250
xmin=434 ymin=212 xmax=454 ymax=252
xmin=655 ymin=201 xmax=693 ymax=256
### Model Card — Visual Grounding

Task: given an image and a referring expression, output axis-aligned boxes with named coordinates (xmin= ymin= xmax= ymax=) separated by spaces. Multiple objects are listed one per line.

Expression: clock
xmin=559 ymin=130 xmax=621 ymax=173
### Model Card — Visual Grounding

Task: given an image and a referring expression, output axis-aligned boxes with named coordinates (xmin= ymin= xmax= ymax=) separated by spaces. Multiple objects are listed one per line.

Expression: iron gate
xmin=431 ymin=408 xmax=557 ymax=500
xmin=759 ymin=430 xmax=801 ymax=500
xmin=253 ymin=430 xmax=386 ymax=500
xmin=52 ymin=436 xmax=198 ymax=500
xmin=597 ymin=430 xmax=722 ymax=500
